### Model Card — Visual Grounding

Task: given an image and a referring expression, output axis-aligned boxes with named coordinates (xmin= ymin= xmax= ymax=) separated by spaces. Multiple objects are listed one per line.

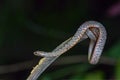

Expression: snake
xmin=27 ymin=21 xmax=107 ymax=80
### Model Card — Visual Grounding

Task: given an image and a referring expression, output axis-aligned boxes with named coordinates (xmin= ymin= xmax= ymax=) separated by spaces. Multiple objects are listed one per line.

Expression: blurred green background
xmin=0 ymin=0 xmax=120 ymax=80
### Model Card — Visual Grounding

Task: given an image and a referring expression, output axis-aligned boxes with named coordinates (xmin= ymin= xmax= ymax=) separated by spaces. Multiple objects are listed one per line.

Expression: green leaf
xmin=115 ymin=61 xmax=120 ymax=80
xmin=107 ymin=41 xmax=120 ymax=59
xmin=39 ymin=76 xmax=52 ymax=80
xmin=84 ymin=71 xmax=103 ymax=80
xmin=40 ymin=64 xmax=91 ymax=80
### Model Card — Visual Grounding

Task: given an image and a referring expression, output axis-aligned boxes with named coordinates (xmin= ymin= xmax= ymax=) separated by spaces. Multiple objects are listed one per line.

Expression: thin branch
xmin=0 ymin=59 xmax=38 ymax=74
xmin=0 ymin=55 xmax=116 ymax=75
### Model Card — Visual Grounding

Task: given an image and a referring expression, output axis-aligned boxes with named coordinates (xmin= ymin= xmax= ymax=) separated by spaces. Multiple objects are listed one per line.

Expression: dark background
xmin=0 ymin=0 xmax=120 ymax=80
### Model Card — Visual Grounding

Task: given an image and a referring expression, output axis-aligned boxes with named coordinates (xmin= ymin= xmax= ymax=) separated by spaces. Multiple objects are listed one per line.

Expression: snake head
xmin=34 ymin=51 xmax=47 ymax=57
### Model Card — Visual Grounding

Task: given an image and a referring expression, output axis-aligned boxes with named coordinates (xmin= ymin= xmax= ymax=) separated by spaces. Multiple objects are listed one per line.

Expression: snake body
xmin=27 ymin=21 xmax=107 ymax=80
